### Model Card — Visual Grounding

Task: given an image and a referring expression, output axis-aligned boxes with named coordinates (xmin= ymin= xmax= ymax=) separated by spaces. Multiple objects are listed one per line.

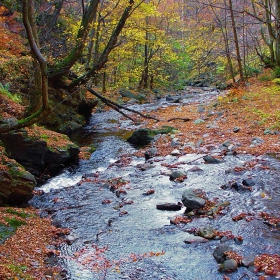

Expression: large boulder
xmin=0 ymin=145 xmax=36 ymax=206
xmin=0 ymin=126 xmax=79 ymax=182
xmin=127 ymin=126 xmax=177 ymax=146
xmin=127 ymin=128 xmax=155 ymax=146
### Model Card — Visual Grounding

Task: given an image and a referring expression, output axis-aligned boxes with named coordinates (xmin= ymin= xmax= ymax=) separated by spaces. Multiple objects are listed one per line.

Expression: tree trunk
xmin=275 ymin=0 xmax=280 ymax=65
xmin=0 ymin=0 xmax=49 ymax=133
xmin=228 ymin=0 xmax=244 ymax=82
xmin=48 ymin=0 xmax=100 ymax=79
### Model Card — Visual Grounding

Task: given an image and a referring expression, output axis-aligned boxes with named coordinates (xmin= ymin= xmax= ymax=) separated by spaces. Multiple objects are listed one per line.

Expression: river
xmin=30 ymin=87 xmax=280 ymax=280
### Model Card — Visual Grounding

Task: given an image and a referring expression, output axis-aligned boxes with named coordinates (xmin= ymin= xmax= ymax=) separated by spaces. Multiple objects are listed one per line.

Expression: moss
xmin=155 ymin=125 xmax=178 ymax=135
xmin=5 ymin=208 xmax=30 ymax=219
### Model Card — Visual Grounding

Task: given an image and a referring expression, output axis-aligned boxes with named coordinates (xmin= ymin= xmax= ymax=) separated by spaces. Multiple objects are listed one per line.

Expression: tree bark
xmin=275 ymin=0 xmax=280 ymax=65
xmin=48 ymin=0 xmax=100 ymax=79
xmin=228 ymin=0 xmax=244 ymax=82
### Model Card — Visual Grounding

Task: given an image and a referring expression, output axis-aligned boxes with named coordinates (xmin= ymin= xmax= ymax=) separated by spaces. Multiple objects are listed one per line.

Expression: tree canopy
xmin=1 ymin=0 xmax=280 ymax=132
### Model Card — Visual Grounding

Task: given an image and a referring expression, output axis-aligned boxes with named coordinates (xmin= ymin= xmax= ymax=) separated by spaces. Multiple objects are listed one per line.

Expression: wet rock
xmin=166 ymin=95 xmax=181 ymax=103
xmin=127 ymin=128 xmax=155 ymax=146
xmin=233 ymin=126 xmax=240 ymax=133
xmin=137 ymin=162 xmax=154 ymax=171
xmin=184 ymin=235 xmax=209 ymax=244
xmin=231 ymin=182 xmax=243 ymax=191
xmin=198 ymin=226 xmax=216 ymax=239
xmin=78 ymin=99 xmax=98 ymax=120
xmin=171 ymin=138 xmax=181 ymax=147
xmin=213 ymin=244 xmax=232 ymax=263
xmin=187 ymin=166 xmax=203 ymax=172
xmin=242 ymin=254 xmax=255 ymax=267
xmin=221 ymin=140 xmax=231 ymax=148
xmin=144 ymin=147 xmax=158 ymax=160
xmin=182 ymin=189 xmax=206 ymax=210
xmin=250 ymin=137 xmax=264 ymax=147
xmin=66 ymin=234 xmax=78 ymax=245
xmin=203 ymin=155 xmax=224 ymax=164
xmin=170 ymin=170 xmax=186 ymax=181
xmin=156 ymin=203 xmax=182 ymax=211
xmin=242 ymin=178 xmax=255 ymax=186
xmin=219 ymin=259 xmax=238 ymax=272
xmin=170 ymin=149 xmax=181 ymax=156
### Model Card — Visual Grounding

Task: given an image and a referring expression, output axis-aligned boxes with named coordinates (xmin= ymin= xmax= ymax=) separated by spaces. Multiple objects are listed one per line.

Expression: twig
xmin=167 ymin=117 xmax=191 ymax=122
xmin=239 ymin=273 xmax=252 ymax=280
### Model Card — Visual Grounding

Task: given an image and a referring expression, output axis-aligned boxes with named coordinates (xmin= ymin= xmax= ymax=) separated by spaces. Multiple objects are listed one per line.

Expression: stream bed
xmin=30 ymin=88 xmax=280 ymax=280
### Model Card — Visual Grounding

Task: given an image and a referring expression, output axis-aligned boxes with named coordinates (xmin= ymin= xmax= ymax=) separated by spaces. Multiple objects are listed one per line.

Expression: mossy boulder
xmin=127 ymin=128 xmax=155 ymax=146
xmin=119 ymin=89 xmax=147 ymax=103
xmin=0 ymin=145 xmax=36 ymax=206
xmin=0 ymin=126 xmax=79 ymax=182
xmin=127 ymin=126 xmax=177 ymax=146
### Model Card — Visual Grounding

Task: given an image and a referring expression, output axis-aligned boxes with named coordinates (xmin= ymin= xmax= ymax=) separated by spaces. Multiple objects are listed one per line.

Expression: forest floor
xmin=0 ymin=78 xmax=279 ymax=279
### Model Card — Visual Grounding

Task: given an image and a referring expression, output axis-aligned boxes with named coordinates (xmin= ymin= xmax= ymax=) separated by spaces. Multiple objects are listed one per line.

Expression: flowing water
xmin=30 ymin=88 xmax=280 ymax=280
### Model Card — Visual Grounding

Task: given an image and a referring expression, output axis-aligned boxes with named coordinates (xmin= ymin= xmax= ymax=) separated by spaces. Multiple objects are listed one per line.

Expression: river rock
xmin=156 ymin=203 xmax=182 ymax=211
xmin=213 ymin=244 xmax=232 ymax=263
xmin=203 ymin=155 xmax=224 ymax=164
xmin=219 ymin=259 xmax=238 ymax=272
xmin=241 ymin=254 xmax=255 ymax=267
xmin=187 ymin=166 xmax=203 ymax=172
xmin=0 ymin=146 xmax=36 ymax=206
xmin=170 ymin=170 xmax=186 ymax=181
xmin=250 ymin=137 xmax=264 ymax=147
xmin=127 ymin=128 xmax=155 ymax=146
xmin=182 ymin=189 xmax=206 ymax=210
xmin=198 ymin=226 xmax=216 ymax=239
xmin=144 ymin=147 xmax=158 ymax=160
xmin=170 ymin=149 xmax=180 ymax=156
xmin=171 ymin=138 xmax=181 ymax=147
xmin=184 ymin=235 xmax=209 ymax=244
xmin=233 ymin=126 xmax=240 ymax=133
xmin=242 ymin=178 xmax=255 ymax=186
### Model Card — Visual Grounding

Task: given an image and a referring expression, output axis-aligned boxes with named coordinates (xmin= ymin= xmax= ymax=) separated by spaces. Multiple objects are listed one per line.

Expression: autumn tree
xmin=0 ymin=0 xmax=143 ymax=133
